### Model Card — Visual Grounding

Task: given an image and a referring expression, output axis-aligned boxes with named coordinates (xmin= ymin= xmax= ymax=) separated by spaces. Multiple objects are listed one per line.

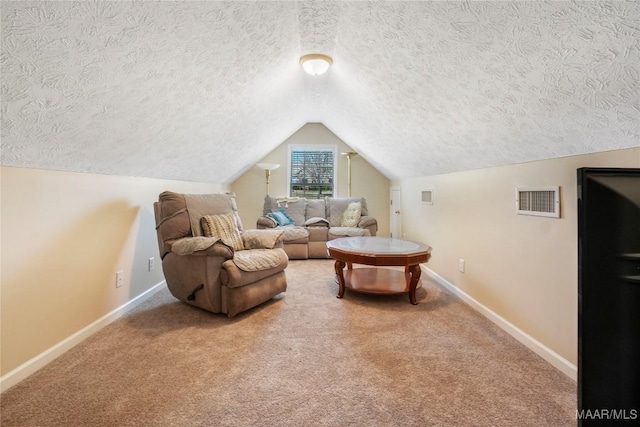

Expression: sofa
xmin=256 ymin=196 xmax=377 ymax=259
xmin=154 ymin=191 xmax=288 ymax=318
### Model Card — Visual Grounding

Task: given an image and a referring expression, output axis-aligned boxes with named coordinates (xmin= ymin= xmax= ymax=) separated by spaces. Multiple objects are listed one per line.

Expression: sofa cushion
xmin=341 ymin=202 xmax=362 ymax=227
xmin=306 ymin=199 xmax=326 ymax=220
xmin=326 ymin=197 xmax=368 ymax=227
xmin=280 ymin=226 xmax=309 ymax=243
xmin=307 ymin=227 xmax=328 ymax=242
xmin=278 ymin=199 xmax=306 ymax=225
xmin=201 ymin=213 xmax=245 ymax=251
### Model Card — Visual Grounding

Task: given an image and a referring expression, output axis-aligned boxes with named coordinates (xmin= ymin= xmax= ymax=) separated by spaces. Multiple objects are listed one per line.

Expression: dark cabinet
xmin=577 ymin=168 xmax=640 ymax=425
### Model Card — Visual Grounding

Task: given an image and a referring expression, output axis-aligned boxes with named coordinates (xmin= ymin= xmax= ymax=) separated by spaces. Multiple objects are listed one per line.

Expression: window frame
xmin=287 ymin=144 xmax=338 ymax=199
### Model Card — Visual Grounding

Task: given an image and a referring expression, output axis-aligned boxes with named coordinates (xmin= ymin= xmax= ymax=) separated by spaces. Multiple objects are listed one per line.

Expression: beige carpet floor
xmin=1 ymin=260 xmax=576 ymax=426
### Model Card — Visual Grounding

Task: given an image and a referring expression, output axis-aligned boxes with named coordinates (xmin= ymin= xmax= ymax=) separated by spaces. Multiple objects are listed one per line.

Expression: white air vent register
xmin=516 ymin=186 xmax=560 ymax=218
xmin=421 ymin=190 xmax=433 ymax=204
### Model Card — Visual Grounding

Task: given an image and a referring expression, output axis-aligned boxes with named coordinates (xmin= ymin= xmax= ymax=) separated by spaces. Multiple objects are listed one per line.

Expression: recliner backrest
xmin=155 ymin=191 xmax=191 ymax=258
xmin=154 ymin=191 xmax=242 ymax=257
xmin=325 ymin=197 xmax=368 ymax=227
xmin=262 ymin=196 xmax=308 ymax=226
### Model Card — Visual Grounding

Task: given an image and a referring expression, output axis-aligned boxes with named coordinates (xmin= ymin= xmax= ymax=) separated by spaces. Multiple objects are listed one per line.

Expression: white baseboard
xmin=422 ymin=267 xmax=577 ymax=381
xmin=0 ymin=281 xmax=166 ymax=393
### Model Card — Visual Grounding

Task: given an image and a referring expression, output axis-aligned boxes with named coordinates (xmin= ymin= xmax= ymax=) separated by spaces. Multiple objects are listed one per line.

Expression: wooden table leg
xmin=334 ymin=260 xmax=346 ymax=299
xmin=408 ymin=264 xmax=422 ymax=305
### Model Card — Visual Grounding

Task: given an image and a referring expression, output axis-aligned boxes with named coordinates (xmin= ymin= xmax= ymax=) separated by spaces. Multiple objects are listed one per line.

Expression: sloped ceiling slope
xmin=1 ymin=1 xmax=638 ymax=183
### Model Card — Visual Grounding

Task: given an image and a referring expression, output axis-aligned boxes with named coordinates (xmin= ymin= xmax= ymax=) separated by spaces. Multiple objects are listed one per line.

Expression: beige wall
xmin=395 ymin=147 xmax=640 ymax=366
xmin=231 ymin=123 xmax=391 ymax=235
xmin=4 ymin=146 xmax=635 ymax=378
xmin=0 ymin=166 xmax=226 ymax=375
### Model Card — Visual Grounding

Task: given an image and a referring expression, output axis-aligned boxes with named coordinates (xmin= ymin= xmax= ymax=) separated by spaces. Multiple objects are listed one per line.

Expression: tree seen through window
xmin=289 ymin=149 xmax=335 ymax=199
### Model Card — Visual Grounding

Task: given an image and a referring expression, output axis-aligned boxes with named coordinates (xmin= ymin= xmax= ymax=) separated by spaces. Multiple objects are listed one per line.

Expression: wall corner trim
xmin=0 ymin=281 xmax=166 ymax=394
xmin=422 ymin=266 xmax=577 ymax=381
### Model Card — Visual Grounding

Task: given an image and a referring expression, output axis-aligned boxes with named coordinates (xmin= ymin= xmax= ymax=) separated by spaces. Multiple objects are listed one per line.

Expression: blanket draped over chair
xmin=180 ymin=194 xmax=284 ymax=271
xmin=233 ymin=249 xmax=282 ymax=271
xmin=171 ymin=236 xmax=221 ymax=255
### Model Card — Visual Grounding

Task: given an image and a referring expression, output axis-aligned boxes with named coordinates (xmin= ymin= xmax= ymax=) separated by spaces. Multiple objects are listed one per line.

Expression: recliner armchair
xmin=154 ymin=191 xmax=288 ymax=318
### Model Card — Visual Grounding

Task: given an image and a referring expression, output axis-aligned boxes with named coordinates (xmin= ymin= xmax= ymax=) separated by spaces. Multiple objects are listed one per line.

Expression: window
xmin=288 ymin=145 xmax=337 ymax=199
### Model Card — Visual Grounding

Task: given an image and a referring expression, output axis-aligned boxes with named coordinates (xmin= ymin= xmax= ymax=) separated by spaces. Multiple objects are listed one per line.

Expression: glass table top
xmin=327 ymin=237 xmax=430 ymax=255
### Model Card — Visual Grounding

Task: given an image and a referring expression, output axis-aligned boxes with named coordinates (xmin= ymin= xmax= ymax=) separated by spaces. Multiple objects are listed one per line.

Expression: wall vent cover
xmin=421 ymin=190 xmax=433 ymax=204
xmin=516 ymin=186 xmax=560 ymax=218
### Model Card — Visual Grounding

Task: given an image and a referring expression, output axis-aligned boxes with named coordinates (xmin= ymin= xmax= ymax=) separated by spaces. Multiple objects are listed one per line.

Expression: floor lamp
xmin=256 ymin=163 xmax=280 ymax=196
xmin=341 ymin=152 xmax=358 ymax=197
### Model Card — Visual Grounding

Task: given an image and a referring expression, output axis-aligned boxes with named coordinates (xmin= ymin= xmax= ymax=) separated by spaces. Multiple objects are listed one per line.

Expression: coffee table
xmin=326 ymin=237 xmax=432 ymax=305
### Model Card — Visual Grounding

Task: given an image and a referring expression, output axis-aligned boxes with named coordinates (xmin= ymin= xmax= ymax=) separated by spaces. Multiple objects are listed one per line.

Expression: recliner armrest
xmin=168 ymin=237 xmax=234 ymax=259
xmin=242 ymin=229 xmax=285 ymax=250
xmin=358 ymin=215 xmax=377 ymax=229
xmin=256 ymin=216 xmax=277 ymax=229
xmin=202 ymin=242 xmax=235 ymax=258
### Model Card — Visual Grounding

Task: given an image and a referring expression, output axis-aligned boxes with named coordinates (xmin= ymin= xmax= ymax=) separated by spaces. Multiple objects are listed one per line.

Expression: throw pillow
xmin=341 ymin=202 xmax=362 ymax=227
xmin=278 ymin=209 xmax=295 ymax=224
xmin=201 ymin=213 xmax=245 ymax=251
xmin=267 ymin=209 xmax=295 ymax=226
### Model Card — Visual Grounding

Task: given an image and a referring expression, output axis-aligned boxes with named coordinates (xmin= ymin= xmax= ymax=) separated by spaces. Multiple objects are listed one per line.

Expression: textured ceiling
xmin=1 ymin=1 xmax=638 ymax=183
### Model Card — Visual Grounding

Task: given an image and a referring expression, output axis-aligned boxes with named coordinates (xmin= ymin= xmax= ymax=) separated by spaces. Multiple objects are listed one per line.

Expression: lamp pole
xmin=341 ymin=152 xmax=358 ymax=197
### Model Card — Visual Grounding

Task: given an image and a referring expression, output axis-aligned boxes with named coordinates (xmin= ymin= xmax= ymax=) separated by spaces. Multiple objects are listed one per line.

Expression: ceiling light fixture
xmin=299 ymin=54 xmax=333 ymax=76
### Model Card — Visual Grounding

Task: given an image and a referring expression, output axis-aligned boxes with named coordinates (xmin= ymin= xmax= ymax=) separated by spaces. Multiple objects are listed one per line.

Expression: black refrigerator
xmin=577 ymin=167 xmax=640 ymax=425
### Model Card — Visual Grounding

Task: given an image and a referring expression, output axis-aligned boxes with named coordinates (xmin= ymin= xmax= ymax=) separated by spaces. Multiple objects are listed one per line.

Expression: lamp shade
xmin=256 ymin=163 xmax=280 ymax=171
xmin=300 ymin=54 xmax=333 ymax=76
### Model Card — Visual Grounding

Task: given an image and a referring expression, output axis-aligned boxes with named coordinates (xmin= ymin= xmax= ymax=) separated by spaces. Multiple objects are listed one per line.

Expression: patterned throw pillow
xmin=201 ymin=213 xmax=245 ymax=251
xmin=267 ymin=209 xmax=295 ymax=226
xmin=341 ymin=202 xmax=362 ymax=227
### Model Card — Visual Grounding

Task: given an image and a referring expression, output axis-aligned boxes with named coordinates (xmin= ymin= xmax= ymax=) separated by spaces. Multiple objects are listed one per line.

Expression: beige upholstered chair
xmin=154 ymin=191 xmax=288 ymax=318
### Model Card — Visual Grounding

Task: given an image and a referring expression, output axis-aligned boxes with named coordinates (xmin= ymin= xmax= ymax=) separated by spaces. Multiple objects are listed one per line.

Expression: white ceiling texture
xmin=1 ymin=1 xmax=638 ymax=183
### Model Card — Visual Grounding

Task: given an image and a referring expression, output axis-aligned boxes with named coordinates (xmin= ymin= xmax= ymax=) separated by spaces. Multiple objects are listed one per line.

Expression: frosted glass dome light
xmin=300 ymin=54 xmax=333 ymax=76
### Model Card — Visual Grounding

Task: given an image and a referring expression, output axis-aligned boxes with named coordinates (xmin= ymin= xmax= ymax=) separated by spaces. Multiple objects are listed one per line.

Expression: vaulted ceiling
xmin=2 ymin=1 xmax=638 ymax=183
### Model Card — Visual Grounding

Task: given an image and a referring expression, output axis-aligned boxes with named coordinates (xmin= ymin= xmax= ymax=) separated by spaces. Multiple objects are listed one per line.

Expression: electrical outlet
xmin=116 ymin=270 xmax=124 ymax=288
xmin=148 ymin=257 xmax=155 ymax=271
xmin=459 ymin=259 xmax=465 ymax=273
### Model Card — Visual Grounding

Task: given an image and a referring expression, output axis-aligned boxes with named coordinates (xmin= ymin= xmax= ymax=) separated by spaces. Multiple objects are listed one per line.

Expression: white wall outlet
xmin=148 ymin=257 xmax=155 ymax=271
xmin=116 ymin=270 xmax=124 ymax=288
xmin=459 ymin=259 xmax=465 ymax=273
